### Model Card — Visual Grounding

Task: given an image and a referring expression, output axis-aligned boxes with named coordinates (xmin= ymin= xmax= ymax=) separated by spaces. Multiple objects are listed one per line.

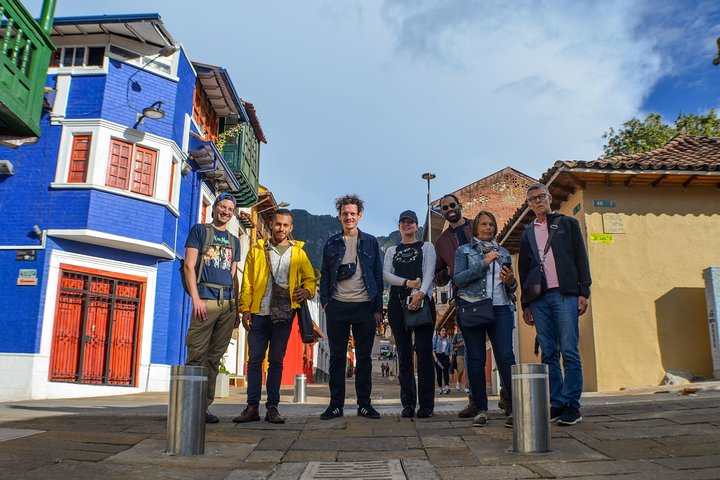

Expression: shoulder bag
xmin=521 ymin=216 xmax=561 ymax=305
xmin=456 ymin=262 xmax=495 ymax=330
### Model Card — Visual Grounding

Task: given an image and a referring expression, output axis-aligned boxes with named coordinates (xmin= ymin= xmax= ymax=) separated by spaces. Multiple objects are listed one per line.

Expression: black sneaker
xmin=472 ymin=410 xmax=488 ymax=427
xmin=205 ymin=410 xmax=219 ymax=424
xmin=504 ymin=415 xmax=513 ymax=428
xmin=357 ymin=405 xmax=381 ymax=419
xmin=550 ymin=406 xmax=565 ymax=422
xmin=557 ymin=406 xmax=582 ymax=426
xmin=416 ymin=407 xmax=434 ymax=418
xmin=401 ymin=407 xmax=415 ymax=418
xmin=320 ymin=406 xmax=343 ymax=420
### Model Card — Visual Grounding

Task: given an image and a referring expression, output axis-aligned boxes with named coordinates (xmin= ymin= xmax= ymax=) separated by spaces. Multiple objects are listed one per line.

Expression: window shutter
xmin=106 ymin=139 xmax=131 ymax=189
xmin=131 ymin=146 xmax=157 ymax=196
xmin=68 ymin=135 xmax=91 ymax=183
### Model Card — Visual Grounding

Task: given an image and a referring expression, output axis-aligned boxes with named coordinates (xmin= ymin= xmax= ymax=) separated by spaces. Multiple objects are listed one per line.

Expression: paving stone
xmin=540 ymin=458 xmax=672 ymax=477
xmin=290 ymin=435 xmax=421 ymax=451
xmin=425 ymin=446 xmax=480 ymax=468
xmin=437 ymin=465 xmax=537 ymax=480
xmin=337 ymin=449 xmax=427 ymax=462
xmin=256 ymin=434 xmax=300 ymax=451
xmin=421 ymin=435 xmax=466 ymax=448
xmin=282 ymin=450 xmax=337 ymax=462
xmin=656 ymin=442 xmax=720 ymax=457
xmin=402 ymin=459 xmax=442 ymax=480
xmin=588 ymin=423 xmax=720 ymax=441
xmin=224 ymin=469 xmax=272 ymax=480
xmin=267 ymin=461 xmax=308 ymax=480
xmin=246 ymin=450 xmax=284 ymax=463
xmin=466 ymin=437 xmax=607 ymax=465
xmin=0 ymin=427 xmax=45 ymax=442
xmin=653 ymin=433 xmax=720 ymax=447
xmin=651 ymin=454 xmax=720 ymax=470
xmin=582 ymin=438 xmax=667 ymax=460
xmin=601 ymin=418 xmax=677 ymax=429
xmin=5 ymin=460 xmax=232 ymax=480
xmin=105 ymin=438 xmax=255 ymax=468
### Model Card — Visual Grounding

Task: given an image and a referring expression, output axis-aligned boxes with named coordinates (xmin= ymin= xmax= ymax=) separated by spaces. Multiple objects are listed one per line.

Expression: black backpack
xmin=180 ymin=223 xmax=237 ymax=295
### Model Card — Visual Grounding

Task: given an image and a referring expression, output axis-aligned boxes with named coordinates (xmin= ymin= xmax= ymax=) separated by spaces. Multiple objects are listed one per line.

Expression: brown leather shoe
xmin=233 ymin=404 xmax=260 ymax=423
xmin=458 ymin=394 xmax=478 ymax=418
xmin=265 ymin=405 xmax=286 ymax=424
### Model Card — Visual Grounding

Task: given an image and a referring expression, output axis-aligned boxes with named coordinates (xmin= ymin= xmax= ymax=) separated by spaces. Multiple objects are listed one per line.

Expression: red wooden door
xmin=49 ymin=269 xmax=143 ymax=386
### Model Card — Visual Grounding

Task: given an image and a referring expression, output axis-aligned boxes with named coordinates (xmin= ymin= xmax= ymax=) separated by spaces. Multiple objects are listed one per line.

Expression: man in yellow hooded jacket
xmin=233 ymin=209 xmax=316 ymax=424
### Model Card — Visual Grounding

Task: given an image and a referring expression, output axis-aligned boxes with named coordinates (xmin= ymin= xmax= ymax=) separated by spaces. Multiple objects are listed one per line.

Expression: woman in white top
xmin=383 ymin=210 xmax=436 ymax=419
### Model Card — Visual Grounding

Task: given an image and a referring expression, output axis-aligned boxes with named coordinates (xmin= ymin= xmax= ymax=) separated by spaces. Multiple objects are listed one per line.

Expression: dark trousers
xmin=326 ymin=300 xmax=375 ymax=408
xmin=434 ymin=353 xmax=450 ymax=388
xmin=246 ymin=314 xmax=293 ymax=408
xmin=458 ymin=302 xmax=516 ymax=411
xmin=387 ymin=296 xmax=435 ymax=410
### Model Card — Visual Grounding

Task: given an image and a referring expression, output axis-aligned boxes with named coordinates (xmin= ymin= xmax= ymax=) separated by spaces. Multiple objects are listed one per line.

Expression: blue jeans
xmin=530 ymin=290 xmax=582 ymax=410
xmin=458 ymin=302 xmax=516 ymax=411
xmin=246 ymin=314 xmax=293 ymax=407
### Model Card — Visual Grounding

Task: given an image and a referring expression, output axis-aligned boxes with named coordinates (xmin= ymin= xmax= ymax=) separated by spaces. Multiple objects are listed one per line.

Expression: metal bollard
xmin=166 ymin=365 xmax=207 ymax=455
xmin=294 ymin=374 xmax=307 ymax=403
xmin=511 ymin=363 xmax=551 ymax=453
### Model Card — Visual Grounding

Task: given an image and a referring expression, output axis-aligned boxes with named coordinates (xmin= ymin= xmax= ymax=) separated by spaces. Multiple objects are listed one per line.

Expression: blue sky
xmin=25 ymin=0 xmax=720 ymax=234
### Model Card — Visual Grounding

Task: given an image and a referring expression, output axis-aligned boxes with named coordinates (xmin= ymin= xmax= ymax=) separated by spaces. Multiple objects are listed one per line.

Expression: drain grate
xmin=301 ymin=460 xmax=405 ymax=480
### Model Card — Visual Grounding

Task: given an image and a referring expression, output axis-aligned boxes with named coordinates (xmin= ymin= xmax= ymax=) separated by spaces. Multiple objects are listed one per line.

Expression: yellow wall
xmin=583 ymin=184 xmax=718 ymax=391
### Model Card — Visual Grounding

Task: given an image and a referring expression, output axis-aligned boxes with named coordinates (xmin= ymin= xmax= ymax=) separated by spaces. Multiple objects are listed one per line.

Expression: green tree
xmin=601 ymin=109 xmax=720 ymax=157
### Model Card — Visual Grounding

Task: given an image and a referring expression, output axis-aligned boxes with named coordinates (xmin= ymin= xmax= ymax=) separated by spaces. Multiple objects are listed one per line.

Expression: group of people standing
xmin=181 ymin=184 xmax=591 ymax=428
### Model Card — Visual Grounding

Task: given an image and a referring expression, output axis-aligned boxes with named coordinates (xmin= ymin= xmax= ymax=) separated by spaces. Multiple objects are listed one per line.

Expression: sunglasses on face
xmin=441 ymin=203 xmax=458 ymax=211
xmin=527 ymin=193 xmax=548 ymax=204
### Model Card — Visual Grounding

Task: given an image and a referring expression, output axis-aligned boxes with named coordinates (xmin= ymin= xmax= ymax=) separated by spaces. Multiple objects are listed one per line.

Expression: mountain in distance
xmin=291 ymin=209 xmax=424 ymax=269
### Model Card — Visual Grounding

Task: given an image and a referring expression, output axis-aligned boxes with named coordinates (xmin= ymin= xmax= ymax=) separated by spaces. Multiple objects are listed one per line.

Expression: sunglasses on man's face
xmin=441 ymin=202 xmax=458 ymax=211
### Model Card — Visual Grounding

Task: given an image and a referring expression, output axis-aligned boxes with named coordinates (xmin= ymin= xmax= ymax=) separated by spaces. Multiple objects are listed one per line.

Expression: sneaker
xmin=357 ymin=405 xmax=381 ymax=419
xmin=320 ymin=405 xmax=343 ymax=420
xmin=498 ymin=387 xmax=512 ymax=416
xmin=464 ymin=387 xmax=470 ymax=393
xmin=472 ymin=410 xmax=489 ymax=427
xmin=401 ymin=407 xmax=415 ymax=418
xmin=458 ymin=395 xmax=478 ymax=418
xmin=557 ymin=406 xmax=582 ymax=426
xmin=264 ymin=405 xmax=286 ymax=424
xmin=550 ymin=406 xmax=565 ymax=422
xmin=443 ymin=386 xmax=451 ymax=395
xmin=416 ymin=407 xmax=434 ymax=418
xmin=437 ymin=388 xmax=443 ymax=395
xmin=504 ymin=415 xmax=513 ymax=428
xmin=233 ymin=405 xmax=260 ymax=423
xmin=455 ymin=382 xmax=461 ymax=391
xmin=205 ymin=410 xmax=219 ymax=424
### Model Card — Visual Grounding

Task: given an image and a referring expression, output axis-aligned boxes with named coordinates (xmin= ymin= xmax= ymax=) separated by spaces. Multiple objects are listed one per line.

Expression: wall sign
xmin=17 ymin=269 xmax=38 ymax=286
xmin=590 ymin=233 xmax=613 ymax=244
xmin=593 ymin=199 xmax=616 ymax=208
xmin=602 ymin=213 xmax=626 ymax=234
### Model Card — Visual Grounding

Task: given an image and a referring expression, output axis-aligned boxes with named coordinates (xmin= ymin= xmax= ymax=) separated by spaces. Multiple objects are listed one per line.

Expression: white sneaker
xmin=443 ymin=386 xmax=451 ymax=394
xmin=437 ymin=388 xmax=443 ymax=395
xmin=464 ymin=387 xmax=470 ymax=393
xmin=455 ymin=382 xmax=461 ymax=391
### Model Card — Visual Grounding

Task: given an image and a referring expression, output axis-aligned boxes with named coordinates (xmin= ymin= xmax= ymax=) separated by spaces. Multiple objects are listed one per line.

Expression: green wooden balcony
xmin=0 ymin=0 xmax=55 ymax=138
xmin=220 ymin=123 xmax=260 ymax=207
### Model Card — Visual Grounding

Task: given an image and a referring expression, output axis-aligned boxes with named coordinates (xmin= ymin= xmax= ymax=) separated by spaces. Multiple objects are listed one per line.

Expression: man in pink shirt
xmin=518 ymin=183 xmax=591 ymax=426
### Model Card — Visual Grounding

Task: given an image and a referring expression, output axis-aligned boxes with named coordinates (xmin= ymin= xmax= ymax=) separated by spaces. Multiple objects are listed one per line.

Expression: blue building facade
xmin=0 ymin=14 xmax=255 ymax=400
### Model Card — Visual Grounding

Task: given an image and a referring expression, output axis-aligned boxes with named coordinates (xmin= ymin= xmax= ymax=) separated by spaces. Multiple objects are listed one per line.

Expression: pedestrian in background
xmin=432 ymin=327 xmax=453 ymax=395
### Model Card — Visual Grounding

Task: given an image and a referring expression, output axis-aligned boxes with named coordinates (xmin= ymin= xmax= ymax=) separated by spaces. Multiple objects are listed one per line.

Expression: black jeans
xmin=326 ymin=300 xmax=376 ymax=408
xmin=387 ymin=295 xmax=435 ymax=411
xmin=434 ymin=353 xmax=450 ymax=388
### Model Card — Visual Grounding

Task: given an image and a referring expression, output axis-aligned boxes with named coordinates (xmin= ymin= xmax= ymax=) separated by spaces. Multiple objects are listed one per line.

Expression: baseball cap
xmin=398 ymin=210 xmax=418 ymax=223
xmin=214 ymin=192 xmax=237 ymax=207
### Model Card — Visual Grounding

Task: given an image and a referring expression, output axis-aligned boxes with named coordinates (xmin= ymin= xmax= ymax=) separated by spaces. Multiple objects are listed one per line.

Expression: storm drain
xmin=300 ymin=459 xmax=405 ymax=479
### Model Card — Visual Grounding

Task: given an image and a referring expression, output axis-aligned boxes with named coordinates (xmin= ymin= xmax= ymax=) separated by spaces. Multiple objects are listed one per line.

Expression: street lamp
xmin=421 ymin=173 xmax=436 ymax=242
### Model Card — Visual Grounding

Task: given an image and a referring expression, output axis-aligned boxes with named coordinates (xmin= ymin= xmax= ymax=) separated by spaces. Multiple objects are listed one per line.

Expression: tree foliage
xmin=601 ymin=109 xmax=720 ymax=158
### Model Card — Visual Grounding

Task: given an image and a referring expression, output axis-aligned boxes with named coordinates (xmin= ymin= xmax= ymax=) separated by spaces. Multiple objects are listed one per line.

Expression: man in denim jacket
xmin=319 ymin=194 xmax=384 ymax=420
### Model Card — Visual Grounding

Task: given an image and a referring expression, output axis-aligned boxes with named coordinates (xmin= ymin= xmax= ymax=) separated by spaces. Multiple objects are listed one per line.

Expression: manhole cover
xmin=301 ymin=459 xmax=405 ymax=479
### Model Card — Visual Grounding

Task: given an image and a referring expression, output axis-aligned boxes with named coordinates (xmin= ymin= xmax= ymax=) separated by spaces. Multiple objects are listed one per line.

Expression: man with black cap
xmin=383 ymin=210 xmax=437 ymax=418
xmin=183 ymin=192 xmax=241 ymax=423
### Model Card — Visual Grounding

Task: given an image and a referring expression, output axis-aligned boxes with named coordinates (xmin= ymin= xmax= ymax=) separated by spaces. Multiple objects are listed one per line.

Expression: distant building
xmin=500 ymin=135 xmax=720 ymax=391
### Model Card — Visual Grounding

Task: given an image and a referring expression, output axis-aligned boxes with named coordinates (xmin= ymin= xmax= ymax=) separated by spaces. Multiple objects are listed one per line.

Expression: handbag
xmin=521 ymin=216 xmax=561 ymax=305
xmin=456 ymin=263 xmax=495 ymax=330
xmin=403 ymin=301 xmax=433 ymax=330
xmin=296 ymin=301 xmax=315 ymax=344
